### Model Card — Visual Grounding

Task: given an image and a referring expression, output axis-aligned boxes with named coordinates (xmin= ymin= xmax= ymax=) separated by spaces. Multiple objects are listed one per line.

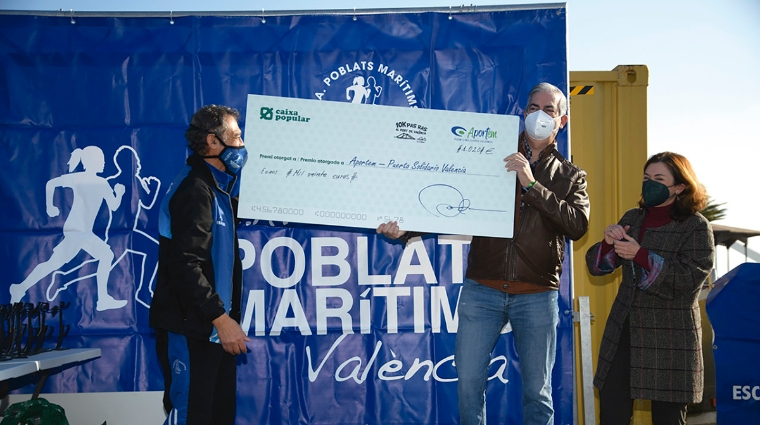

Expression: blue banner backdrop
xmin=706 ymin=263 xmax=760 ymax=425
xmin=0 ymin=6 xmax=570 ymax=424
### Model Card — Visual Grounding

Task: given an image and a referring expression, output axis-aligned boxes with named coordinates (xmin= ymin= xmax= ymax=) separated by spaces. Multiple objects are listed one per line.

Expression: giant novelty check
xmin=239 ymin=94 xmax=520 ymax=238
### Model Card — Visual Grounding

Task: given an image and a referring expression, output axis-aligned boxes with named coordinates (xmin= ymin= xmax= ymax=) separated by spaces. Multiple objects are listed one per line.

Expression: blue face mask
xmin=208 ymin=136 xmax=248 ymax=174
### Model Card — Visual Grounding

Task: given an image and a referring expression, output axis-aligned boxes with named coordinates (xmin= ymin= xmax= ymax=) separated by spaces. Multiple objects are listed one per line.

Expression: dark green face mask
xmin=641 ymin=179 xmax=673 ymax=207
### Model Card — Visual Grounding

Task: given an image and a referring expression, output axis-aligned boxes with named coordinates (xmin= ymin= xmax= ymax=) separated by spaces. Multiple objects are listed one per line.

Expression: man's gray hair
xmin=527 ymin=82 xmax=568 ymax=116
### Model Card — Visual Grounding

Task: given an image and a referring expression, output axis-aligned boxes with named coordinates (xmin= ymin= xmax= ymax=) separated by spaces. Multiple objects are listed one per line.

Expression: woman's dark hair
xmin=638 ymin=151 xmax=708 ymax=220
xmin=185 ymin=105 xmax=240 ymax=155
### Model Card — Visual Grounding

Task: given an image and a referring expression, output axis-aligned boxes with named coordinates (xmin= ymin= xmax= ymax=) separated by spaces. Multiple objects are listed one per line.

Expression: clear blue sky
xmin=3 ymin=0 xmax=759 ymax=233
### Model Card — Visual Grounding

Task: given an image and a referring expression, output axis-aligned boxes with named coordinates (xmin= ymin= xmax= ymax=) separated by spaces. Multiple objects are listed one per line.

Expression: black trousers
xmin=598 ymin=319 xmax=688 ymax=425
xmin=156 ymin=328 xmax=238 ymax=425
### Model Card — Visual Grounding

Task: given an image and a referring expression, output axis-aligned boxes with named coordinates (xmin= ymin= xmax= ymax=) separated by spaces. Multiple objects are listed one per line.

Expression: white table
xmin=0 ymin=362 xmax=38 ymax=381
xmin=12 ymin=348 xmax=102 ymax=371
xmin=0 ymin=348 xmax=101 ymax=398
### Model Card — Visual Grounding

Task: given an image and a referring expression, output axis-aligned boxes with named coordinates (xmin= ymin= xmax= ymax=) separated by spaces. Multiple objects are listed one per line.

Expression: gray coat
xmin=586 ymin=208 xmax=714 ymax=403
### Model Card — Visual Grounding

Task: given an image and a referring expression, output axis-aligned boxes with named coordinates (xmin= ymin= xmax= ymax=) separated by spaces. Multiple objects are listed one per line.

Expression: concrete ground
xmin=687 ymin=411 xmax=717 ymax=425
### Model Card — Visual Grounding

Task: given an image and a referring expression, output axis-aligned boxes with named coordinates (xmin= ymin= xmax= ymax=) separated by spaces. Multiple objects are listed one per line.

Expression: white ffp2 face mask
xmin=524 ymin=110 xmax=557 ymax=141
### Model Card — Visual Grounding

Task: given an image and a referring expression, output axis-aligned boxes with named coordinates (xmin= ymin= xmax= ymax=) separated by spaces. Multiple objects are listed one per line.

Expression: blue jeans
xmin=455 ymin=278 xmax=558 ymax=425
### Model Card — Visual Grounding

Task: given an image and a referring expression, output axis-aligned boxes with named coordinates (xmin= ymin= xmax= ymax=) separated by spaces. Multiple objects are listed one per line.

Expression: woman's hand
xmin=613 ymin=232 xmax=641 ymax=260
xmin=603 ymin=224 xmax=630 ymax=245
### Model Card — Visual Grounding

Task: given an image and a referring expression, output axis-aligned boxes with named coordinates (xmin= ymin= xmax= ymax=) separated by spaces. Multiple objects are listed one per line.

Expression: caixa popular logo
xmin=451 ymin=126 xmax=498 ymax=142
xmin=260 ymin=106 xmax=311 ymax=123
xmin=315 ymin=60 xmax=421 ymax=108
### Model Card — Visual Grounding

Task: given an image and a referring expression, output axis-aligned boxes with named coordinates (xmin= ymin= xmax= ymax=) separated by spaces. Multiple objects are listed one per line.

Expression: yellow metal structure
xmin=569 ymin=65 xmax=650 ymax=425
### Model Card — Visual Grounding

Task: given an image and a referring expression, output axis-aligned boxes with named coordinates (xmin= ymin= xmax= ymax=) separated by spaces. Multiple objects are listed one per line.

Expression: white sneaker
xmin=9 ymin=284 xmax=25 ymax=303
xmin=96 ymin=296 xmax=127 ymax=311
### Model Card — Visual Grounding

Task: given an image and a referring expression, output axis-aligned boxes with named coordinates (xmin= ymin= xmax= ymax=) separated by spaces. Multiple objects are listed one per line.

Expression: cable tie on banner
xmin=448 ymin=6 xmax=452 ymax=20
xmin=261 ymin=9 xmax=266 ymax=24
xmin=353 ymin=8 xmax=357 ymax=21
xmin=69 ymin=9 xmax=75 ymax=25
xmin=169 ymin=11 xmax=174 ymax=25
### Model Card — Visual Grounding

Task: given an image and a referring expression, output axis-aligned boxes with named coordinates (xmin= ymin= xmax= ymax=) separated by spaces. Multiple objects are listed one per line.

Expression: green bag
xmin=0 ymin=398 xmax=69 ymax=425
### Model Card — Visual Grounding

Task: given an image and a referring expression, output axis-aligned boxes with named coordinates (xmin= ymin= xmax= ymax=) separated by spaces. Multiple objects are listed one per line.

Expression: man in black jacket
xmin=150 ymin=104 xmax=250 ymax=425
xmin=378 ymin=82 xmax=589 ymax=425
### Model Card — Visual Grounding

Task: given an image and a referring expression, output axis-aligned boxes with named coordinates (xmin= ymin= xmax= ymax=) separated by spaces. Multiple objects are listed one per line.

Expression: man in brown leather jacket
xmin=378 ymin=82 xmax=589 ymax=425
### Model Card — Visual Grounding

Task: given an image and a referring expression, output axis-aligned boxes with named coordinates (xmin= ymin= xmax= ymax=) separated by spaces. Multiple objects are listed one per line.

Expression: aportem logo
xmin=450 ymin=126 xmax=497 ymax=141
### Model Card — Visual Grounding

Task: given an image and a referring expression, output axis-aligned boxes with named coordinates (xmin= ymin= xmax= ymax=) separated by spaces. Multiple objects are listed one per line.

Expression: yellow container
xmin=569 ymin=65 xmax=650 ymax=425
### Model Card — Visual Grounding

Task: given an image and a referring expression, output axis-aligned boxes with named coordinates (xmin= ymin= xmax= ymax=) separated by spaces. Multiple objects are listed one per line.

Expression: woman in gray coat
xmin=586 ymin=152 xmax=714 ymax=425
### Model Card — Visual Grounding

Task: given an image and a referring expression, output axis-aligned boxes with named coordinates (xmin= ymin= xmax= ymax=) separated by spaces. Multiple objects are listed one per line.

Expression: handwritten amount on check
xmin=259 ymin=155 xmax=477 ymax=174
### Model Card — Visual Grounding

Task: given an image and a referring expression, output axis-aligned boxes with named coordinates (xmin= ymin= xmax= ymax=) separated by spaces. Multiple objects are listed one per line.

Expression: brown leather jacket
xmin=465 ymin=138 xmax=590 ymax=291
